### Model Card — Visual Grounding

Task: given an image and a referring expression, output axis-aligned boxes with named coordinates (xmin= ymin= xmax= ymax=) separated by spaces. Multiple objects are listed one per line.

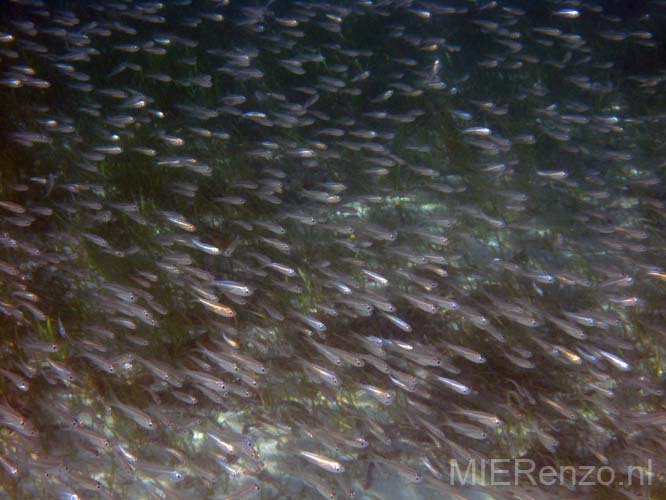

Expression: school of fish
xmin=0 ymin=0 xmax=665 ymax=499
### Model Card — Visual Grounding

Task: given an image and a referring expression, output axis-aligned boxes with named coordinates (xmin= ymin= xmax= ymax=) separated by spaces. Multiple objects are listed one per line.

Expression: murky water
xmin=0 ymin=0 xmax=665 ymax=499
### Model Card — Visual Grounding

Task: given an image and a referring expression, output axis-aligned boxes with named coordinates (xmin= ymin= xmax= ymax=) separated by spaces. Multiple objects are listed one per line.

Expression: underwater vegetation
xmin=0 ymin=0 xmax=666 ymax=498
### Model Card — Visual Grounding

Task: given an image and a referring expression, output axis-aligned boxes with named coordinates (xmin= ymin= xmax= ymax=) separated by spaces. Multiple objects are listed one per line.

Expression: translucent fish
xmin=298 ymin=450 xmax=345 ymax=473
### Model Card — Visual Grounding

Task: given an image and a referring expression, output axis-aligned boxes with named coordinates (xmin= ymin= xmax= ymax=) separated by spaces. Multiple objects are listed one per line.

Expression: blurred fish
xmin=0 ymin=0 xmax=664 ymax=498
